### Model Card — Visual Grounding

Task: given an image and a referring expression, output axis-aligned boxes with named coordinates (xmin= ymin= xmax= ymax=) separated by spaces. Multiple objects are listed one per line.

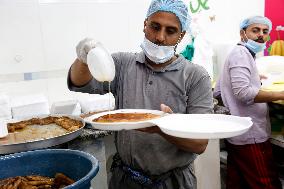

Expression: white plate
xmin=0 ymin=120 xmax=8 ymax=138
xmin=153 ymin=114 xmax=253 ymax=139
xmin=84 ymin=109 xmax=166 ymax=130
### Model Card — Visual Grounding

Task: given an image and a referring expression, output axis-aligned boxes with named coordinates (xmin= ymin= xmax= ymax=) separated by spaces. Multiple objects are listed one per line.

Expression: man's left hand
xmin=136 ymin=103 xmax=173 ymax=134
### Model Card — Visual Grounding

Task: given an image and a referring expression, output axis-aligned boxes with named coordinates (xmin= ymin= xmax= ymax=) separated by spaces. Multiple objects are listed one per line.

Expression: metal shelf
xmin=270 ymin=135 xmax=284 ymax=148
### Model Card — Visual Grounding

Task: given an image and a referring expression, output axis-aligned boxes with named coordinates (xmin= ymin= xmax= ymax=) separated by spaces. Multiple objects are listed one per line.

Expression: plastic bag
xmin=87 ymin=42 xmax=115 ymax=82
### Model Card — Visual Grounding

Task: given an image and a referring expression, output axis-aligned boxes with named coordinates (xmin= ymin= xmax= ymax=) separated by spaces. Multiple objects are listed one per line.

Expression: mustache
xmin=255 ymin=37 xmax=265 ymax=43
xmin=154 ymin=42 xmax=165 ymax=46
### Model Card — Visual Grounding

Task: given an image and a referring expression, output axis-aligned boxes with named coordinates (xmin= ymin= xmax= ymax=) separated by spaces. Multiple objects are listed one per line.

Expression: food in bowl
xmin=0 ymin=149 xmax=99 ymax=189
xmin=93 ymin=112 xmax=161 ymax=123
xmin=0 ymin=173 xmax=74 ymax=189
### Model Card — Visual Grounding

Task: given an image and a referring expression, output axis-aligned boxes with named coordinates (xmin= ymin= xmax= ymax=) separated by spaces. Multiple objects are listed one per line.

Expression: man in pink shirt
xmin=214 ymin=16 xmax=284 ymax=189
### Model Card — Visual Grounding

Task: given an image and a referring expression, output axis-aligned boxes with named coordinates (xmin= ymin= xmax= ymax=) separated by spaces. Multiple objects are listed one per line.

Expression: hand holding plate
xmin=160 ymin=104 xmax=173 ymax=114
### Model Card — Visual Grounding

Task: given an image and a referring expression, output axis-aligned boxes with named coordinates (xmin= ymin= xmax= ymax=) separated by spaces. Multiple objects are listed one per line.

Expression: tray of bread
xmin=0 ymin=114 xmax=85 ymax=154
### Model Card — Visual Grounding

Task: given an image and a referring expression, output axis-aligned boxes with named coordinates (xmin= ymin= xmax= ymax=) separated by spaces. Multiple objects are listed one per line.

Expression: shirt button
xmin=149 ymin=81 xmax=153 ymax=85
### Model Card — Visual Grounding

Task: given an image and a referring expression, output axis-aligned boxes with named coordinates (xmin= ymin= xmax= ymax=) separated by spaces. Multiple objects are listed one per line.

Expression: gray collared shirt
xmin=68 ymin=51 xmax=213 ymax=188
xmin=214 ymin=43 xmax=270 ymax=145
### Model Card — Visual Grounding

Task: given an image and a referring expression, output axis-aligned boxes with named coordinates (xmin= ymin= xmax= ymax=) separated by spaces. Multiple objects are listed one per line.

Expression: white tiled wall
xmin=187 ymin=0 xmax=265 ymax=44
xmin=0 ymin=0 xmax=264 ymax=96
xmin=46 ymin=77 xmax=75 ymax=103
xmin=0 ymin=0 xmax=45 ymax=74
xmin=0 ymin=0 xmax=151 ymax=75
xmin=39 ymin=2 xmax=87 ymax=71
xmin=0 ymin=80 xmax=48 ymax=98
xmin=0 ymin=0 xmax=151 ymax=98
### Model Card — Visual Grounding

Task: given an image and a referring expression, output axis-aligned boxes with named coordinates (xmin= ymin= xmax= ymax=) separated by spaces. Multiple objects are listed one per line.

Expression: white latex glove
xmin=76 ymin=38 xmax=98 ymax=63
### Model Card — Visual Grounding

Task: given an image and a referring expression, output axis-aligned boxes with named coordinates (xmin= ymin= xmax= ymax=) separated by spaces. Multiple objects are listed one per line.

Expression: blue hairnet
xmin=240 ymin=16 xmax=272 ymax=32
xmin=146 ymin=0 xmax=190 ymax=32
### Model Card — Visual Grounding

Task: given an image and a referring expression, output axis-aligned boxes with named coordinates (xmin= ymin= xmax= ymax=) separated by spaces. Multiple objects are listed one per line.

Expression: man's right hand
xmin=76 ymin=38 xmax=98 ymax=64
xmin=70 ymin=38 xmax=97 ymax=87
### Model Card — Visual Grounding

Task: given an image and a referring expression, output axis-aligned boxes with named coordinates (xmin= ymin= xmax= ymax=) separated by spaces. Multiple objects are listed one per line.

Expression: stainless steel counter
xmin=270 ymin=134 xmax=284 ymax=148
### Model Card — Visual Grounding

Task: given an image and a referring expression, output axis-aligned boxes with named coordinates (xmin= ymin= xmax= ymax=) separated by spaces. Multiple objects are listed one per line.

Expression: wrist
xmin=70 ymin=59 xmax=93 ymax=87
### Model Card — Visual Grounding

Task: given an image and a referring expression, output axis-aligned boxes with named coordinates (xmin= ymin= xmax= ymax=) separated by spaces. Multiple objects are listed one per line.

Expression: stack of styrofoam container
xmin=0 ymin=119 xmax=8 ymax=138
xmin=50 ymin=100 xmax=81 ymax=116
xmin=10 ymin=93 xmax=50 ymax=119
xmin=0 ymin=94 xmax=12 ymax=120
xmin=74 ymin=92 xmax=115 ymax=114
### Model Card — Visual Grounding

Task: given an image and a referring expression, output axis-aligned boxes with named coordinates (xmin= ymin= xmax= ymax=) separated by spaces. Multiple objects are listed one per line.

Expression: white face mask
xmin=140 ymin=37 xmax=176 ymax=64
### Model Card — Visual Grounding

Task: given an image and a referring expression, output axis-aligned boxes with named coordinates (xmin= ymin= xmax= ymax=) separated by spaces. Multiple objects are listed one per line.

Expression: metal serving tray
xmin=0 ymin=114 xmax=85 ymax=155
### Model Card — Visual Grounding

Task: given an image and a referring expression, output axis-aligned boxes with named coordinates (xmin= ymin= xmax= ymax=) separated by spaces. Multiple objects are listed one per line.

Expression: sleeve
xmin=186 ymin=69 xmax=214 ymax=114
xmin=67 ymin=68 xmax=109 ymax=94
xmin=228 ymin=49 xmax=259 ymax=105
xmin=213 ymin=79 xmax=221 ymax=98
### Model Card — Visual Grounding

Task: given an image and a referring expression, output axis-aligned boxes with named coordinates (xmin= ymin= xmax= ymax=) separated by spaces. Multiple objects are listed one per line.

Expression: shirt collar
xmin=136 ymin=51 xmax=185 ymax=72
xmin=238 ymin=41 xmax=256 ymax=58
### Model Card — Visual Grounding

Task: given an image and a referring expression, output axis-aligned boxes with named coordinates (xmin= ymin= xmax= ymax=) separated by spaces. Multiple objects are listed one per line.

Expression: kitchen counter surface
xmin=76 ymin=126 xmax=113 ymax=141
xmin=270 ymin=134 xmax=284 ymax=148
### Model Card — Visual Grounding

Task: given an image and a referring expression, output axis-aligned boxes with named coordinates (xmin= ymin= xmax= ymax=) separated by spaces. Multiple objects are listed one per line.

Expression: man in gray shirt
xmin=68 ymin=0 xmax=213 ymax=188
xmin=214 ymin=16 xmax=283 ymax=189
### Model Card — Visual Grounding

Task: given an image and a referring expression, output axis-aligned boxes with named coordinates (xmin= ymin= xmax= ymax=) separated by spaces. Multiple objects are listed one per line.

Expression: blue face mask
xmin=140 ymin=37 xmax=176 ymax=64
xmin=245 ymin=39 xmax=266 ymax=54
xmin=243 ymin=32 xmax=266 ymax=54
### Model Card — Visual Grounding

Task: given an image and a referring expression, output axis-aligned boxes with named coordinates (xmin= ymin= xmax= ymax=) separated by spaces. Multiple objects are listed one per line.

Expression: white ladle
xmin=87 ymin=42 xmax=115 ymax=82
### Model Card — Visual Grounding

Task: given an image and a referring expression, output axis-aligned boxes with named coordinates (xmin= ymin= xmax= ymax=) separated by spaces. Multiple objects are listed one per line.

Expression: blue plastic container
xmin=0 ymin=149 xmax=99 ymax=189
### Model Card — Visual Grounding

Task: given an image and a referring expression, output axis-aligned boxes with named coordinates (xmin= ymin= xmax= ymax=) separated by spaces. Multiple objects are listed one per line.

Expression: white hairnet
xmin=240 ymin=16 xmax=272 ymax=32
xmin=146 ymin=0 xmax=190 ymax=32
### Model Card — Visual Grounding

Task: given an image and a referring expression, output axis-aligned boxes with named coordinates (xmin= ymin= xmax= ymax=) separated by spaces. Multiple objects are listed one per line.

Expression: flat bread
xmin=93 ymin=113 xmax=160 ymax=123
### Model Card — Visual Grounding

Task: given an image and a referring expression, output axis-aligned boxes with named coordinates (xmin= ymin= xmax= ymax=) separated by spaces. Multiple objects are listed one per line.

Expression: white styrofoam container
xmin=50 ymin=100 xmax=81 ymax=116
xmin=0 ymin=94 xmax=12 ymax=120
xmin=11 ymin=94 xmax=50 ymax=119
xmin=75 ymin=92 xmax=115 ymax=114
xmin=0 ymin=119 xmax=8 ymax=138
